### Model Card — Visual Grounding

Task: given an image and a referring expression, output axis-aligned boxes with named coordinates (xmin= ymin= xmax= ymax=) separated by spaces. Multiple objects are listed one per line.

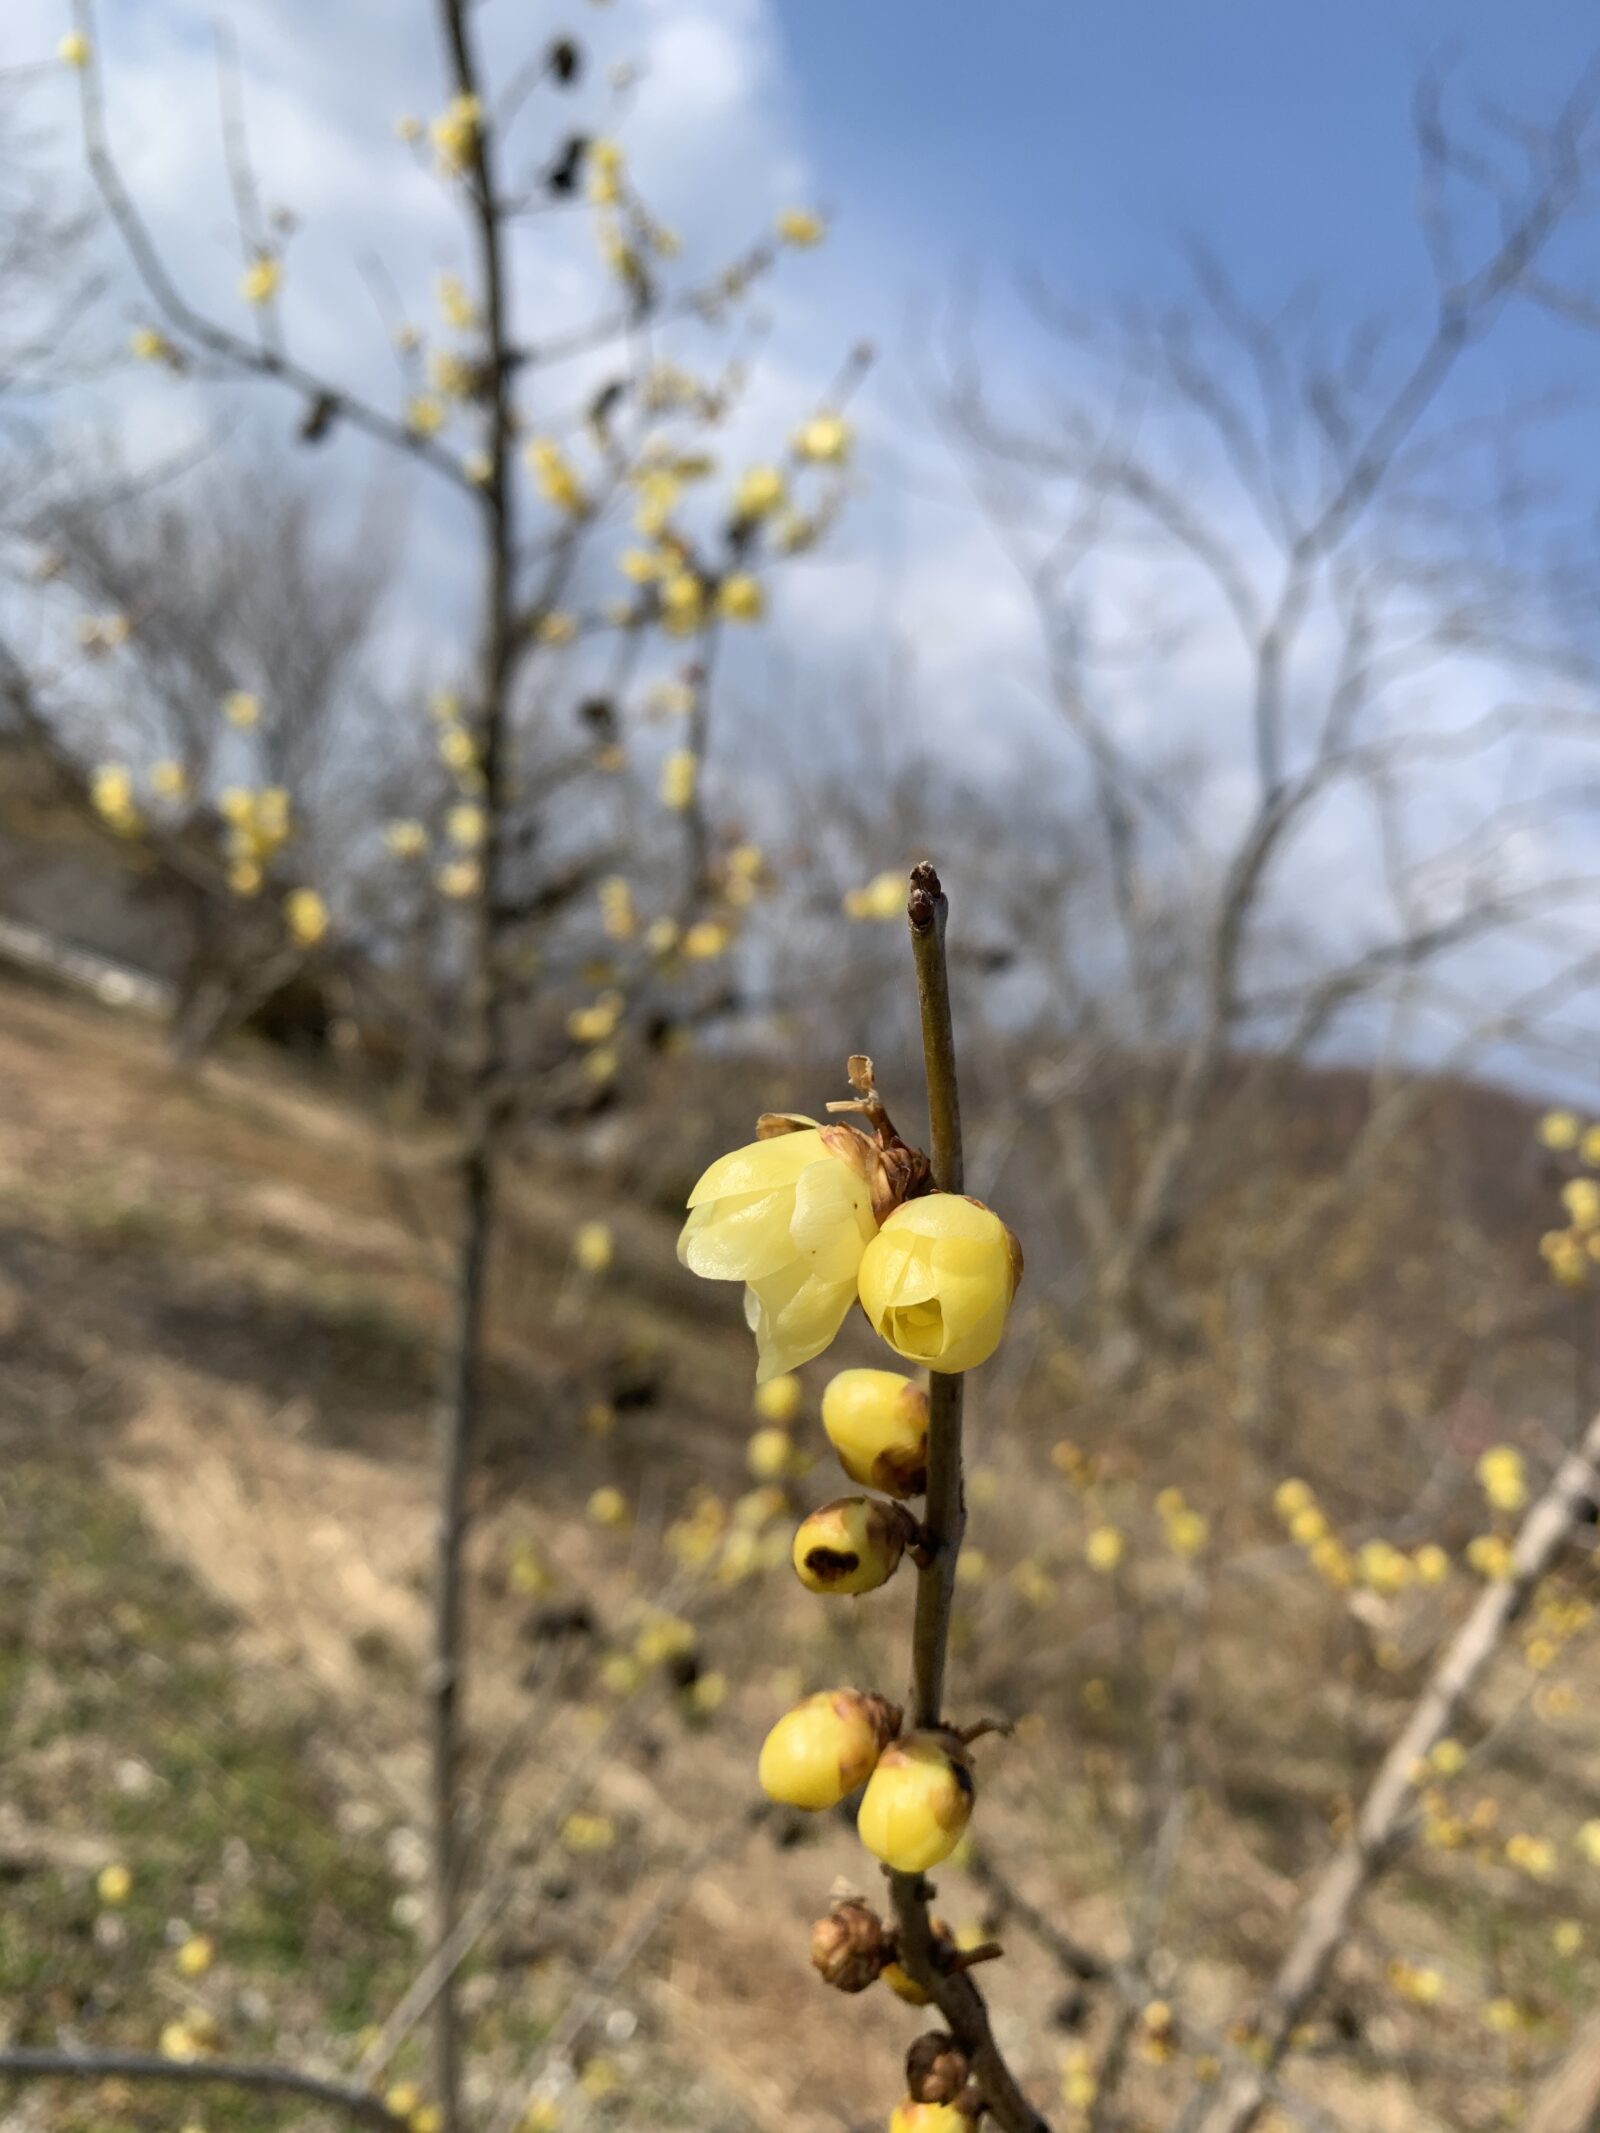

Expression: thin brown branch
xmin=888 ymin=862 xmax=1050 ymax=2133
xmin=0 ymin=2048 xmax=402 ymax=2130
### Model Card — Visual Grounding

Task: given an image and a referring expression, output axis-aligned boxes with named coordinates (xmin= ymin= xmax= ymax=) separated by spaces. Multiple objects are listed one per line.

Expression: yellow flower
xmin=679 ymin=919 xmax=729 ymax=961
xmin=386 ymin=2087 xmax=421 ymax=2120
xmin=1563 ymin=1177 xmax=1600 ymax=1229
xmin=574 ymin=1221 xmax=613 ymax=1274
xmin=1577 ymin=1820 xmax=1600 ymax=1867
xmin=239 ymin=255 xmax=281 ymax=306
xmin=536 ymin=611 xmax=577 ymax=645
xmin=567 ymin=991 xmax=623 ymax=1045
xmin=597 ymin=876 xmax=635 ymax=940
xmin=857 ymin=1731 xmax=974 ymax=1873
xmin=660 ymin=748 xmax=697 ymax=811
xmin=777 ymin=208 xmax=826 ymax=246
xmin=757 ymin=1687 xmax=899 ymax=1810
xmin=679 ymin=1126 xmax=880 ymax=1380
xmin=1413 ymin=1543 xmax=1451 ymax=1586
xmin=689 ymin=1671 xmax=727 ymax=1716
xmin=91 ymin=765 xmax=139 ymax=834
xmin=1288 ymin=1505 xmax=1327 ymax=1546
xmin=717 ymin=572 xmax=764 ymax=623
xmin=587 ymin=138 xmax=625 ymax=206
xmin=746 ymin=1426 xmax=793 ymax=1482
xmin=1539 ymin=1110 xmax=1581 ymax=1150
xmin=890 ymin=2108 xmax=967 ymax=2133
xmin=406 ymin=394 xmax=447 ymax=438
xmin=447 ymin=803 xmax=486 ymax=849
xmin=59 ymin=31 xmax=91 ymax=67
xmin=435 ymin=273 xmax=478 ymax=330
xmin=463 ymin=449 xmax=493 ymax=486
xmin=130 ymin=326 xmax=169 ymax=362
xmin=427 ymin=348 xmax=475 ymax=400
xmin=1085 ymin=1525 xmax=1125 ymax=1574
xmin=1477 ymin=1445 xmax=1527 ymax=1514
xmin=229 ymin=860 xmax=263 ymax=897
xmin=1274 ymin=1478 xmax=1314 ymax=1518
xmin=843 ymin=870 xmax=905 ymax=921
xmin=560 ymin=1811 xmax=616 ymax=1853
xmin=97 ymin=1862 xmax=132 ymax=1906
xmin=437 ymin=859 xmax=479 ymax=899
xmin=821 ymin=1368 xmax=929 ymax=1497
xmin=1165 ymin=1507 xmax=1209 ymax=1557
xmin=150 ymin=759 xmax=189 ymax=800
xmin=1554 ymin=1919 xmax=1584 ymax=1957
xmin=587 ymin=1486 xmax=630 ymax=1528
xmin=1582 ymin=1125 xmax=1600 ymax=1166
xmin=856 ymin=1194 xmax=1021 ymax=1373
xmin=791 ymin=1496 xmax=909 ymax=1596
xmin=526 ymin=437 xmax=586 ymax=515
xmin=284 ymin=888 xmax=328 ymax=947
xmin=221 ymin=688 xmax=260 ymax=730
xmin=412 ymin=2109 xmax=442 ymax=2133
xmin=660 ymin=571 xmax=705 ymax=635
xmin=755 ymin=1373 xmax=802 ymax=1425
xmin=794 ymin=411 xmax=853 ymax=465
xmin=733 ymin=465 xmax=787 ymax=521
xmin=1358 ymin=1539 xmax=1412 ymax=1595
xmin=175 ymin=1934 xmax=214 ymax=1979
xmin=385 ymin=820 xmax=428 ymax=857
xmin=1431 ymin=1738 xmax=1466 ymax=1776
xmin=431 ymin=93 xmax=482 ymax=176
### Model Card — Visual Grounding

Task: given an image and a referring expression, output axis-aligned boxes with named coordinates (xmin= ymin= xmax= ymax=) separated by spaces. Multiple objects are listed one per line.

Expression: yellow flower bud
xmin=97 ymin=1862 xmax=132 ymax=1906
xmin=822 ymin=1368 xmax=929 ymax=1497
xmin=746 ymin=1426 xmax=793 ymax=1481
xmin=889 ymin=2106 xmax=967 ymax=2133
xmin=856 ymin=1730 xmax=975 ymax=1873
xmin=856 ymin=1194 xmax=1020 ymax=1373
xmin=757 ymin=1687 xmax=900 ymax=1810
xmin=792 ymin=1496 xmax=912 ymax=1596
xmin=679 ymin=1125 xmax=880 ymax=1380
xmin=733 ymin=465 xmax=786 ymax=521
xmin=754 ymin=1373 xmax=802 ymax=1424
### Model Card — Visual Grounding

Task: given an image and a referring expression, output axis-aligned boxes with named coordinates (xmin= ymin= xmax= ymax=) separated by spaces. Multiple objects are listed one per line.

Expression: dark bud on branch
xmin=810 ymin=1899 xmax=892 ymax=1993
xmin=546 ymin=133 xmax=589 ymax=197
xmin=906 ymin=2033 xmax=973 ymax=2106
xmin=549 ymin=37 xmax=582 ymax=84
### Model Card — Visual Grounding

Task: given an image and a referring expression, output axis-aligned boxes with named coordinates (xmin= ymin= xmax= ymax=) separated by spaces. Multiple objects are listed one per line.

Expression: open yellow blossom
xmin=733 ymin=465 xmax=787 ymax=521
xmin=59 ymin=30 xmax=91 ymax=66
xmin=660 ymin=747 xmax=697 ymax=812
xmin=822 ymin=1368 xmax=929 ymax=1497
xmin=718 ymin=572 xmax=765 ymax=622
xmin=679 ymin=1126 xmax=880 ymax=1380
xmin=284 ymin=888 xmax=329 ymax=947
xmin=777 ymin=208 xmax=826 ymax=246
xmin=431 ymin=94 xmax=482 ymax=176
xmin=794 ymin=411 xmax=853 ymax=465
xmin=239 ymin=255 xmax=282 ymax=306
xmin=856 ymin=1193 xmax=1021 ymax=1374
xmin=843 ymin=871 xmax=906 ymax=922
xmin=857 ymin=1731 xmax=974 ymax=1873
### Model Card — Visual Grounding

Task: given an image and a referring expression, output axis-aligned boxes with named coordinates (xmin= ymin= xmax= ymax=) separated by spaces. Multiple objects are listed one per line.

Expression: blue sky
xmin=774 ymin=0 xmax=1600 ymax=316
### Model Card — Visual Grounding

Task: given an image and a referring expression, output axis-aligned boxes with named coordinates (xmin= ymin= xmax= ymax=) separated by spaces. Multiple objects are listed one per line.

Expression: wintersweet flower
xmin=660 ymin=749 xmax=697 ymax=811
xmin=889 ymin=2107 xmax=967 ymax=2133
xmin=777 ymin=208 xmax=826 ymax=246
xmin=733 ymin=465 xmax=786 ymax=521
xmin=717 ymin=572 xmax=764 ymax=622
xmin=794 ymin=412 xmax=853 ymax=465
xmin=856 ymin=1194 xmax=1021 ymax=1373
xmin=757 ymin=1687 xmax=900 ymax=1810
xmin=821 ymin=1368 xmax=929 ymax=1497
xmin=284 ymin=888 xmax=329 ymax=947
xmin=791 ymin=1496 xmax=911 ymax=1596
xmin=239 ymin=255 xmax=282 ymax=307
xmin=223 ymin=689 xmax=261 ymax=728
xmin=59 ymin=31 xmax=91 ymax=66
xmin=856 ymin=1731 xmax=974 ymax=1873
xmin=679 ymin=1124 xmax=881 ymax=1379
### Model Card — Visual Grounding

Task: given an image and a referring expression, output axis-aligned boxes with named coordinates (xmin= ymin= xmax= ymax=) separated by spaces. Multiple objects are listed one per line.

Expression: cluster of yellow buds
xmin=1536 ymin=1110 xmax=1600 ymax=1286
xmin=1273 ymin=1477 xmax=1353 ymax=1589
xmin=1476 ymin=1443 xmax=1527 ymax=1515
xmin=430 ymin=93 xmax=481 ymax=178
xmin=219 ymin=784 xmax=291 ymax=896
xmin=526 ymin=437 xmax=587 ymax=516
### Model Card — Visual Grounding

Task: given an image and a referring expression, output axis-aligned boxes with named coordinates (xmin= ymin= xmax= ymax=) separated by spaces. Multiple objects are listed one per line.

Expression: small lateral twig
xmin=888 ymin=862 xmax=1051 ymax=2133
xmin=1197 ymin=1404 xmax=1600 ymax=2133
xmin=0 ymin=2048 xmax=401 ymax=2131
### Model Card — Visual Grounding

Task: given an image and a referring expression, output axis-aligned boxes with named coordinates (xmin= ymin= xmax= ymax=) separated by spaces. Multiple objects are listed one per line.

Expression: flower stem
xmin=891 ymin=863 xmax=1051 ymax=2133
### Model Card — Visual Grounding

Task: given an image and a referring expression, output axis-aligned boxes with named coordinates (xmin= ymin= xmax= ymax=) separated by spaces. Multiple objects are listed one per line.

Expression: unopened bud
xmin=857 ymin=1731 xmax=976 ymax=1873
xmin=906 ymin=2033 xmax=972 ymax=2106
xmin=822 ymin=1368 xmax=930 ymax=1497
xmin=757 ymin=1687 xmax=901 ymax=1810
xmin=809 ymin=1899 xmax=891 ymax=1992
xmin=792 ymin=1496 xmax=914 ymax=1596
